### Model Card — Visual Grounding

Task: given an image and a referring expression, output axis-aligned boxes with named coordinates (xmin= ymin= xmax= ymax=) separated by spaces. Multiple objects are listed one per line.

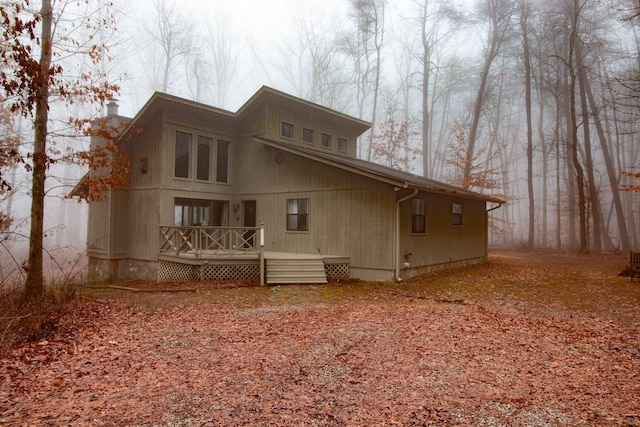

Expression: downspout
xmin=395 ymin=188 xmax=418 ymax=282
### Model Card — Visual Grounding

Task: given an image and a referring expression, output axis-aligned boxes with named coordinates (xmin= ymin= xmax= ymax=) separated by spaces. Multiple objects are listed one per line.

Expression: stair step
xmin=266 ymin=256 xmax=327 ymax=284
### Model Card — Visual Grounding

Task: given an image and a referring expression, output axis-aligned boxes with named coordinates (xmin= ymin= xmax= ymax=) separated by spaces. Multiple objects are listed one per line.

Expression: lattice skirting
xmin=325 ymin=263 xmax=349 ymax=281
xmin=201 ymin=263 xmax=260 ymax=281
xmin=158 ymin=260 xmax=260 ymax=282
xmin=158 ymin=260 xmax=350 ymax=283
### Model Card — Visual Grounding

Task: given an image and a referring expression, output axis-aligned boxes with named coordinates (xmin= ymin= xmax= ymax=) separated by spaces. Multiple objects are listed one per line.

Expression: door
xmin=242 ymin=200 xmax=256 ymax=248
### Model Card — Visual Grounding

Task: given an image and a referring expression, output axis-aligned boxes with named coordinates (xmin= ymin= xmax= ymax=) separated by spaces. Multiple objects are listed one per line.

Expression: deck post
xmin=259 ymin=222 xmax=265 ymax=286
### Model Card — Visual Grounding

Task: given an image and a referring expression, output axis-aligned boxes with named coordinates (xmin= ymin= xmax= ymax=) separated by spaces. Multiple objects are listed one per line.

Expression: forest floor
xmin=1 ymin=250 xmax=639 ymax=426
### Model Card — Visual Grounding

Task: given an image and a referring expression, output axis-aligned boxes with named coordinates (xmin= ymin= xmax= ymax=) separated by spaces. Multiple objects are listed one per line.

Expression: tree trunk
xmin=519 ymin=0 xmax=535 ymax=249
xmin=582 ymin=52 xmax=631 ymax=251
xmin=576 ymin=45 xmax=602 ymax=252
xmin=567 ymin=1 xmax=588 ymax=253
xmin=421 ymin=0 xmax=431 ymax=178
xmin=24 ymin=0 xmax=53 ymax=301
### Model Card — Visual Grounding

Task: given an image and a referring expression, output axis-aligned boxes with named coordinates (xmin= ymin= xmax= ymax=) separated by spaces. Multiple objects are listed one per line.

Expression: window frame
xmin=321 ymin=133 xmax=332 ymax=149
xmin=337 ymin=137 xmax=348 ymax=152
xmin=281 ymin=122 xmax=294 ymax=140
xmin=411 ymin=198 xmax=426 ymax=234
xmin=174 ymin=131 xmax=192 ymax=179
xmin=215 ymin=139 xmax=231 ymax=184
xmin=173 ymin=198 xmax=229 ymax=227
xmin=286 ymin=198 xmax=309 ymax=232
xmin=302 ymin=127 xmax=314 ymax=144
xmin=452 ymin=203 xmax=463 ymax=226
xmin=196 ymin=135 xmax=213 ymax=181
xmin=174 ymin=130 xmax=227 ymax=183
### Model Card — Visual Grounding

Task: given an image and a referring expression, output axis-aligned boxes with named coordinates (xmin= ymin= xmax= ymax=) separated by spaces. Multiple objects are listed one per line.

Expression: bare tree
xmin=463 ymin=0 xmax=515 ymax=189
xmin=411 ymin=0 xmax=464 ymax=178
xmin=205 ymin=13 xmax=240 ymax=108
xmin=0 ymin=0 xmax=122 ymax=299
xmin=143 ymin=0 xmax=195 ymax=93
xmin=341 ymin=0 xmax=386 ymax=160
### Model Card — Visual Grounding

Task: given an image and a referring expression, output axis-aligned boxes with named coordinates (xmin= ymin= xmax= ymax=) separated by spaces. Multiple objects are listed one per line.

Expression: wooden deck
xmin=158 ymin=225 xmax=349 ymax=284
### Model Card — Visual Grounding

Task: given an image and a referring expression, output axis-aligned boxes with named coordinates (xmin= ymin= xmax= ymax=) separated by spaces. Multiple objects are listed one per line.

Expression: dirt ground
xmin=1 ymin=250 xmax=639 ymax=426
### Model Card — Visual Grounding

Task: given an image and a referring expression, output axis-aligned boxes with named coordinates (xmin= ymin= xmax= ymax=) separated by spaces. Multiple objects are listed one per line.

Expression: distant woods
xmin=2 ymin=0 xmax=640 ymax=281
xmin=137 ymin=0 xmax=640 ymax=252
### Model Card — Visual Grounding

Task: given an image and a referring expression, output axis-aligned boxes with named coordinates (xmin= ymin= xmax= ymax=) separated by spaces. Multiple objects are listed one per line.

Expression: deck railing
xmin=159 ymin=225 xmax=262 ymax=256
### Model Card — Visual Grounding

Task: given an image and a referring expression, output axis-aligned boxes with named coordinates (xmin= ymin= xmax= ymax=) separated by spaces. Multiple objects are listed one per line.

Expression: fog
xmin=2 ymin=0 xmax=639 ymax=280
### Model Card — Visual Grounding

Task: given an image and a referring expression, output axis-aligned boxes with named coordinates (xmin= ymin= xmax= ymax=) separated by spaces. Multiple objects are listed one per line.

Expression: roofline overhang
xmin=238 ymin=86 xmax=371 ymax=135
xmin=253 ymin=137 xmax=506 ymax=205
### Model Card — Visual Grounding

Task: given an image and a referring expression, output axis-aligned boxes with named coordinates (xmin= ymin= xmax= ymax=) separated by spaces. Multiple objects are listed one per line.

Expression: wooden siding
xmin=87 ymin=90 xmax=494 ymax=281
xmin=399 ymin=193 xmax=487 ymax=269
xmin=263 ymin=102 xmax=359 ymax=158
xmin=234 ymin=139 xmax=396 ymax=272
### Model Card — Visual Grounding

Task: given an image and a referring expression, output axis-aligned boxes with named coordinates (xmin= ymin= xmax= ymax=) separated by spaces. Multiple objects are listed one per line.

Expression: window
xmin=196 ymin=136 xmax=212 ymax=181
xmin=174 ymin=198 xmax=228 ymax=227
xmin=452 ymin=203 xmax=463 ymax=226
xmin=287 ymin=198 xmax=309 ymax=231
xmin=216 ymin=140 xmax=230 ymax=183
xmin=412 ymin=199 xmax=426 ymax=233
xmin=321 ymin=133 xmax=332 ymax=148
xmin=302 ymin=128 xmax=314 ymax=144
xmin=174 ymin=131 xmax=192 ymax=178
xmin=338 ymin=137 xmax=347 ymax=152
xmin=281 ymin=122 xmax=294 ymax=139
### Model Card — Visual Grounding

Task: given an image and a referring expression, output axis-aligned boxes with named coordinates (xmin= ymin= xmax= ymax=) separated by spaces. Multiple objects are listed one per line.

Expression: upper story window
xmin=302 ymin=128 xmax=314 ymax=144
xmin=174 ymin=131 xmax=192 ymax=178
xmin=452 ymin=203 xmax=463 ymax=226
xmin=196 ymin=136 xmax=212 ymax=181
xmin=412 ymin=198 xmax=426 ymax=234
xmin=321 ymin=133 xmax=332 ymax=148
xmin=281 ymin=122 xmax=294 ymax=139
xmin=174 ymin=130 xmax=229 ymax=183
xmin=287 ymin=198 xmax=309 ymax=231
xmin=338 ymin=137 xmax=347 ymax=152
xmin=216 ymin=140 xmax=230 ymax=183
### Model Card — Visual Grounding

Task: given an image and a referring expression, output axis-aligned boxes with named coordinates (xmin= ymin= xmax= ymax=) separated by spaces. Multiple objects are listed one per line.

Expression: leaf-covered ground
xmin=1 ymin=250 xmax=639 ymax=426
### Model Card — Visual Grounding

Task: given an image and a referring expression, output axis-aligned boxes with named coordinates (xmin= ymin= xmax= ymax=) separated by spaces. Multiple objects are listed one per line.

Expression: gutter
xmin=395 ymin=188 xmax=418 ymax=282
xmin=487 ymin=202 xmax=503 ymax=213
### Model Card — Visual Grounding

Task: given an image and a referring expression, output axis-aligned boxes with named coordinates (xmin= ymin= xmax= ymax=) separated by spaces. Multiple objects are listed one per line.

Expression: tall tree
xmin=143 ymin=0 xmax=195 ymax=93
xmin=518 ymin=0 xmax=535 ymax=248
xmin=342 ymin=0 xmax=386 ymax=160
xmin=463 ymin=0 xmax=514 ymax=189
xmin=412 ymin=0 xmax=463 ymax=178
xmin=0 ymin=0 xmax=122 ymax=300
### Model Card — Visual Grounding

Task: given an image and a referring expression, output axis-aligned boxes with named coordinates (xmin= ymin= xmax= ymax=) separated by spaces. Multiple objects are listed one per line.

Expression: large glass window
xmin=412 ymin=198 xmax=426 ymax=234
xmin=287 ymin=198 xmax=309 ymax=231
xmin=216 ymin=140 xmax=230 ymax=183
xmin=196 ymin=136 xmax=212 ymax=181
xmin=174 ymin=131 xmax=229 ymax=183
xmin=174 ymin=198 xmax=228 ymax=226
xmin=174 ymin=131 xmax=192 ymax=178
xmin=452 ymin=203 xmax=463 ymax=226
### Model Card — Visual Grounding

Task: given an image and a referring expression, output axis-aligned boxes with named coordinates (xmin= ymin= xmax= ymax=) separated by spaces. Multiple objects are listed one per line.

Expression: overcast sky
xmin=113 ymin=0 xmax=475 ymax=116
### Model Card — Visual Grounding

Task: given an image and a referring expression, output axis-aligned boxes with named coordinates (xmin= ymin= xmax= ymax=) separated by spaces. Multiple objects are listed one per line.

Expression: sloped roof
xmin=254 ymin=137 xmax=505 ymax=205
xmin=237 ymin=86 xmax=371 ymax=135
xmin=85 ymin=88 xmax=503 ymax=205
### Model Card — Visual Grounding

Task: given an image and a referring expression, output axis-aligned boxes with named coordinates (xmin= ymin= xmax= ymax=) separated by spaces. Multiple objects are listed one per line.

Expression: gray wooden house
xmin=85 ymin=86 xmax=503 ymax=284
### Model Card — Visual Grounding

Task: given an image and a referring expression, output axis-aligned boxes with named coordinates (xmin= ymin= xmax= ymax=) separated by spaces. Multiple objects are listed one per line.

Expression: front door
xmin=242 ymin=200 xmax=256 ymax=248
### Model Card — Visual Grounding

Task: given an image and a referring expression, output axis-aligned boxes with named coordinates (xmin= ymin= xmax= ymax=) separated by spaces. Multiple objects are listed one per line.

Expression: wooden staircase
xmin=265 ymin=252 xmax=327 ymax=284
